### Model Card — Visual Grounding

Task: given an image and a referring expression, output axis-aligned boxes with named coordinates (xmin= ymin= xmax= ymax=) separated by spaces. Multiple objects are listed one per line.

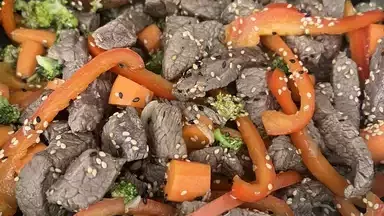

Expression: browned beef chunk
xmin=179 ymin=0 xmax=231 ymax=20
xmin=144 ymin=0 xmax=179 ymax=17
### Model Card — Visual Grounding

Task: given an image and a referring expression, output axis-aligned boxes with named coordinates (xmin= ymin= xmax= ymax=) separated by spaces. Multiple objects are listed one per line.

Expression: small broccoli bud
xmin=1 ymin=45 xmax=20 ymax=66
xmin=90 ymin=0 xmax=103 ymax=12
xmin=209 ymin=93 xmax=247 ymax=121
xmin=36 ymin=55 xmax=63 ymax=81
xmin=0 ymin=96 xmax=20 ymax=125
xmin=271 ymin=57 xmax=290 ymax=75
xmin=145 ymin=51 xmax=163 ymax=74
xmin=111 ymin=181 xmax=138 ymax=204
xmin=214 ymin=128 xmax=243 ymax=151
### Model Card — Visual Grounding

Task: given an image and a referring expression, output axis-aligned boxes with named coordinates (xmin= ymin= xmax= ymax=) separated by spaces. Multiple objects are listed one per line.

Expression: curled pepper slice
xmin=268 ymin=68 xmax=349 ymax=197
xmin=225 ymin=3 xmax=384 ymax=48
xmin=1 ymin=48 xmax=144 ymax=158
xmin=88 ymin=36 xmax=175 ymax=100
xmin=361 ymin=121 xmax=384 ymax=163
xmin=260 ymin=35 xmax=315 ymax=135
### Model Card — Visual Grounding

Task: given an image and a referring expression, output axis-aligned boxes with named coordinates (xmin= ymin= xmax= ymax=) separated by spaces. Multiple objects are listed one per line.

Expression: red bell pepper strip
xmin=1 ymin=48 xmax=144 ymax=158
xmin=87 ymin=36 xmax=175 ymax=100
xmin=225 ymin=3 xmax=384 ymax=48
xmin=1 ymin=0 xmax=16 ymax=38
xmin=241 ymin=196 xmax=294 ymax=216
xmin=260 ymin=35 xmax=315 ymax=135
xmin=361 ymin=121 xmax=384 ymax=163
xmin=344 ymin=0 xmax=371 ymax=82
xmin=268 ymin=68 xmax=349 ymax=197
xmin=368 ymin=24 xmax=384 ymax=56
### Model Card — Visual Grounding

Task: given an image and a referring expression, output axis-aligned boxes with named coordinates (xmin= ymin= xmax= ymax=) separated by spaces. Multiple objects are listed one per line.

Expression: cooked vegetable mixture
xmin=2 ymin=0 xmax=384 ymax=216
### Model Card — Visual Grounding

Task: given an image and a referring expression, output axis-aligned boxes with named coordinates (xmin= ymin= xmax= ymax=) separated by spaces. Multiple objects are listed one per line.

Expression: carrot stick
xmin=88 ymin=36 xmax=175 ymax=100
xmin=1 ymin=0 xmax=16 ymax=38
xmin=0 ymin=83 xmax=10 ymax=100
xmin=15 ymin=143 xmax=46 ymax=174
xmin=183 ymin=115 xmax=214 ymax=150
xmin=164 ymin=160 xmax=211 ymax=202
xmin=1 ymin=48 xmax=144 ymax=159
xmin=109 ymin=75 xmax=154 ymax=109
xmin=137 ymin=24 xmax=162 ymax=53
xmin=361 ymin=121 xmax=384 ymax=163
xmin=16 ymin=40 xmax=45 ymax=78
xmin=368 ymin=24 xmax=384 ymax=56
xmin=0 ymin=125 xmax=13 ymax=148
xmin=45 ymin=78 xmax=65 ymax=90
xmin=372 ymin=174 xmax=384 ymax=198
xmin=11 ymin=28 xmax=56 ymax=47
xmin=0 ymin=62 xmax=43 ymax=91
xmin=9 ymin=89 xmax=44 ymax=110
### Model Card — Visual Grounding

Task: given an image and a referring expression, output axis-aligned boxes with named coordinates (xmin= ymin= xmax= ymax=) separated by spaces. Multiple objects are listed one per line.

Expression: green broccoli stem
xmin=214 ymin=128 xmax=231 ymax=148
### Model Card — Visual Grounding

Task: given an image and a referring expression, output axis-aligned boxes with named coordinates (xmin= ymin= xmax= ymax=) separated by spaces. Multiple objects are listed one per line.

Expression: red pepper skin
xmin=225 ymin=3 xmax=384 ymax=48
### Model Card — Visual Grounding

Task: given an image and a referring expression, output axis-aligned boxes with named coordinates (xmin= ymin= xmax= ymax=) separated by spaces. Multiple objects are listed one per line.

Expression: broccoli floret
xmin=15 ymin=0 xmax=78 ymax=30
xmin=90 ymin=0 xmax=103 ymax=12
xmin=271 ymin=57 xmax=290 ymax=75
xmin=209 ymin=93 xmax=247 ymax=121
xmin=145 ymin=51 xmax=163 ymax=74
xmin=111 ymin=181 xmax=138 ymax=204
xmin=214 ymin=128 xmax=243 ymax=151
xmin=1 ymin=45 xmax=20 ymax=66
xmin=36 ymin=55 xmax=63 ymax=81
xmin=0 ymin=96 xmax=20 ymax=125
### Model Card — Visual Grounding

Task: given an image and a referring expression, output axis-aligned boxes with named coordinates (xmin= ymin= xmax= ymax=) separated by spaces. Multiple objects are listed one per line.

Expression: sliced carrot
xmin=361 ymin=121 xmax=384 ymax=163
xmin=0 ymin=62 xmax=43 ymax=91
xmin=16 ymin=40 xmax=45 ymax=78
xmin=109 ymin=75 xmax=154 ymax=109
xmin=15 ymin=143 xmax=46 ymax=174
xmin=9 ymin=89 xmax=44 ymax=110
xmin=368 ymin=24 xmax=384 ymax=56
xmin=137 ymin=24 xmax=162 ymax=53
xmin=164 ymin=160 xmax=211 ymax=202
xmin=45 ymin=78 xmax=65 ymax=90
xmin=0 ymin=125 xmax=13 ymax=148
xmin=1 ymin=0 xmax=16 ymax=38
xmin=0 ymin=83 xmax=10 ymax=100
xmin=11 ymin=28 xmax=56 ymax=47
xmin=183 ymin=115 xmax=214 ymax=150
xmin=88 ymin=36 xmax=175 ymax=100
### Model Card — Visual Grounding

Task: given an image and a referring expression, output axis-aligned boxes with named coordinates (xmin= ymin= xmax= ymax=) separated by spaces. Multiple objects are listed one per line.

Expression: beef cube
xmin=180 ymin=0 xmax=231 ymax=20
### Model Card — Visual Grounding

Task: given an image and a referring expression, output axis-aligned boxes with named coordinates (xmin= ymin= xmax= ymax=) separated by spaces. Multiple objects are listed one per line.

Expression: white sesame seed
xmin=43 ymin=121 xmax=48 ymax=128
xmin=268 ymin=183 xmax=273 ymax=190
xmin=368 ymin=201 xmax=373 ymax=208
xmin=92 ymin=169 xmax=97 ymax=177
xmin=374 ymin=203 xmax=379 ymax=210
xmin=265 ymin=155 xmax=270 ymax=160
xmin=132 ymin=146 xmax=139 ymax=151
xmin=307 ymin=92 xmax=312 ymax=98
xmin=336 ymin=204 xmax=341 ymax=209
xmin=101 ymin=161 xmax=107 ymax=169
xmin=180 ymin=190 xmax=187 ymax=196
xmin=266 ymin=163 xmax=272 ymax=169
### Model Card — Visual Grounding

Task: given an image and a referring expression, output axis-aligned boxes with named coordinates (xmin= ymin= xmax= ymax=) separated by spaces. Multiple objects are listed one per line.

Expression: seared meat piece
xmin=363 ymin=37 xmax=384 ymax=123
xmin=179 ymin=0 xmax=231 ymax=20
xmin=101 ymin=107 xmax=148 ymax=162
xmin=43 ymin=120 xmax=71 ymax=141
xmin=182 ymin=104 xmax=226 ymax=126
xmin=356 ymin=2 xmax=380 ymax=12
xmin=189 ymin=147 xmax=244 ymax=178
xmin=20 ymin=90 xmax=52 ymax=124
xmin=294 ymin=0 xmax=326 ymax=17
xmin=314 ymin=83 xmax=374 ymax=198
xmin=74 ymin=12 xmax=101 ymax=34
xmin=141 ymin=161 xmax=167 ymax=194
xmin=47 ymin=30 xmax=88 ymax=80
xmin=46 ymin=149 xmax=126 ymax=211
xmin=268 ymin=136 xmax=306 ymax=173
xmin=92 ymin=5 xmax=153 ymax=49
xmin=221 ymin=0 xmax=262 ymax=24
xmin=163 ymin=20 xmax=224 ymax=81
xmin=315 ymin=35 xmax=342 ymax=60
xmin=322 ymin=0 xmax=345 ymax=18
xmin=236 ymin=67 xmax=268 ymax=99
xmin=173 ymin=47 xmax=268 ymax=101
xmin=163 ymin=16 xmax=198 ymax=42
xmin=331 ymin=52 xmax=360 ymax=129
xmin=67 ymin=76 xmax=112 ymax=132
xmin=141 ymin=101 xmax=187 ymax=159
xmin=144 ymin=0 xmax=179 ymax=17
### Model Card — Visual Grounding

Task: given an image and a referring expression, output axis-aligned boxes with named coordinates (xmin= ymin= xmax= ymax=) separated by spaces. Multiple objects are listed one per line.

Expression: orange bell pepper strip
xmin=260 ymin=35 xmax=315 ymax=135
xmin=11 ymin=28 xmax=56 ymax=47
xmin=88 ymin=36 xmax=175 ymax=100
xmin=361 ymin=121 xmax=384 ymax=163
xmin=368 ymin=24 xmax=384 ymax=56
xmin=268 ymin=68 xmax=349 ymax=197
xmin=0 ymin=48 xmax=144 ymax=159
xmin=225 ymin=2 xmax=384 ymax=48
xmin=1 ymin=0 xmax=16 ymax=38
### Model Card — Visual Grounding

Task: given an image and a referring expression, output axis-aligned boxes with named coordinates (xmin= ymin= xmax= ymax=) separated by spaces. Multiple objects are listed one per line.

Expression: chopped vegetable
xmin=109 ymin=76 xmax=154 ymax=109
xmin=242 ymin=195 xmax=294 ymax=216
xmin=164 ymin=160 xmax=211 ymax=202
xmin=183 ymin=115 xmax=215 ymax=150
xmin=271 ymin=57 xmax=289 ymax=75
xmin=334 ymin=196 xmax=362 ymax=216
xmin=1 ymin=44 xmax=20 ymax=66
xmin=0 ymin=83 xmax=10 ymax=100
xmin=11 ymin=28 xmax=57 ymax=47
xmin=0 ymin=125 xmax=13 ymax=147
xmin=0 ymin=159 xmax=18 ymax=216
xmin=1 ymin=48 xmax=144 ymax=158
xmin=16 ymin=40 xmax=45 ymax=79
xmin=137 ymin=24 xmax=162 ymax=53
xmin=361 ymin=121 xmax=384 ymax=163
xmin=288 ymin=74 xmax=316 ymax=102
xmin=0 ymin=96 xmax=20 ymax=125
xmin=225 ymin=3 xmax=384 ymax=48
xmin=368 ymin=24 xmax=384 ymax=56
xmin=15 ymin=143 xmax=46 ymax=174
xmin=1 ymin=0 xmax=16 ymax=37
xmin=209 ymin=93 xmax=247 ymax=122
xmin=9 ymin=89 xmax=44 ymax=110
xmin=261 ymin=35 xmax=315 ymax=135
xmin=88 ymin=36 xmax=175 ymax=100
xmin=214 ymin=128 xmax=243 ymax=151
xmin=268 ymin=68 xmax=348 ymax=197
xmin=14 ymin=0 xmax=78 ymax=30
xmin=36 ymin=55 xmax=63 ymax=81
xmin=0 ymin=62 xmax=42 ymax=91
xmin=111 ymin=180 xmax=139 ymax=204
xmin=45 ymin=78 xmax=65 ymax=90
xmin=89 ymin=0 xmax=103 ymax=12
xmin=372 ymin=174 xmax=384 ymax=199
xmin=365 ymin=192 xmax=384 ymax=216
xmin=145 ymin=51 xmax=163 ymax=75
xmin=75 ymin=198 xmax=125 ymax=216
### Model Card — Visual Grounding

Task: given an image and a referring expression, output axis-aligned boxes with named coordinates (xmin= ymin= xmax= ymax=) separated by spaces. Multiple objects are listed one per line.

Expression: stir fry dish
xmin=2 ymin=0 xmax=384 ymax=215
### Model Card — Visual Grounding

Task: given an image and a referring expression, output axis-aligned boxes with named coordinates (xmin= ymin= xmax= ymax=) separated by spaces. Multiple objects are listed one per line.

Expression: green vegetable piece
xmin=209 ymin=93 xmax=247 ymax=121
xmin=271 ymin=57 xmax=289 ymax=74
xmin=214 ymin=128 xmax=243 ymax=151
xmin=111 ymin=181 xmax=139 ymax=204
xmin=36 ymin=55 xmax=63 ymax=81
xmin=1 ymin=45 xmax=20 ymax=66
xmin=90 ymin=0 xmax=103 ymax=12
xmin=145 ymin=51 xmax=163 ymax=74
xmin=0 ymin=96 xmax=20 ymax=125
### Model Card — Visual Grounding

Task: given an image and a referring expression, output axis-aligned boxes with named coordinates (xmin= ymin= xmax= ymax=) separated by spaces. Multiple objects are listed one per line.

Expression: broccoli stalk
xmin=1 ymin=45 xmax=20 ymax=66
xmin=214 ymin=128 xmax=243 ymax=151
xmin=0 ymin=96 xmax=20 ymax=125
xmin=271 ymin=56 xmax=290 ymax=75
xmin=209 ymin=93 xmax=247 ymax=122
xmin=111 ymin=181 xmax=139 ymax=204
xmin=36 ymin=55 xmax=63 ymax=81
